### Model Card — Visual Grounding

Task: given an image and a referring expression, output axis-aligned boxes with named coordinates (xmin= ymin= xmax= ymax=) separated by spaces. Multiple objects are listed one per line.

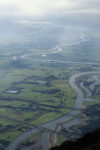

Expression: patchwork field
xmin=0 ymin=57 xmax=78 ymax=147
xmin=0 ymin=35 xmax=100 ymax=149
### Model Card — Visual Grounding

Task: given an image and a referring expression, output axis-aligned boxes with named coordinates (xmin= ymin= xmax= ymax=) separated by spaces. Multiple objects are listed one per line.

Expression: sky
xmin=0 ymin=0 xmax=100 ymax=44
xmin=0 ymin=0 xmax=100 ymax=18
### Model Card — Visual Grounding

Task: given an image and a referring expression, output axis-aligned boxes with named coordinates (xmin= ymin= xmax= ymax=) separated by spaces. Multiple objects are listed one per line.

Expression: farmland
xmin=0 ymin=35 xmax=100 ymax=149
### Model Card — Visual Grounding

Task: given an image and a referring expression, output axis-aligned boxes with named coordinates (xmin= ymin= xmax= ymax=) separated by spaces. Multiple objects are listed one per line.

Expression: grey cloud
xmin=0 ymin=0 xmax=100 ymax=43
xmin=0 ymin=0 xmax=100 ymax=18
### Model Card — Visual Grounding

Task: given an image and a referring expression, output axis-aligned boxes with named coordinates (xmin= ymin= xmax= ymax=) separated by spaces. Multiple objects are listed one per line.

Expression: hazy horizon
xmin=0 ymin=0 xmax=100 ymax=45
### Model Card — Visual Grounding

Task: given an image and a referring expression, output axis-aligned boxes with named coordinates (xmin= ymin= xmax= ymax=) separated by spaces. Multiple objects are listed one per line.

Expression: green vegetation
xmin=0 ymin=131 xmax=21 ymax=142
xmin=30 ymin=112 xmax=61 ymax=126
xmin=0 ymin=36 xmax=100 ymax=149
xmin=83 ymin=101 xmax=100 ymax=107
xmin=0 ymin=54 xmax=78 ymax=148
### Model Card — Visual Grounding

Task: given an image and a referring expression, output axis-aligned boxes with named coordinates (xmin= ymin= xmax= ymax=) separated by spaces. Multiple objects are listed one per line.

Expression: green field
xmin=0 ymin=55 xmax=78 ymax=148
xmin=0 ymin=35 xmax=100 ymax=149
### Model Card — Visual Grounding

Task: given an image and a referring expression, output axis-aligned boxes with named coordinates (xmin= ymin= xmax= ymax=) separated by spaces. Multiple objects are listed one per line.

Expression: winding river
xmin=5 ymin=67 xmax=100 ymax=150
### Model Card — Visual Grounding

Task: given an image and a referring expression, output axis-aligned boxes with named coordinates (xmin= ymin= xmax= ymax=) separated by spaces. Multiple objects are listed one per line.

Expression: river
xmin=5 ymin=68 xmax=100 ymax=150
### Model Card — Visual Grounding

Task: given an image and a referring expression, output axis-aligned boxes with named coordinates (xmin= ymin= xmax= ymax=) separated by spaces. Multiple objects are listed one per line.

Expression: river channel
xmin=5 ymin=68 xmax=100 ymax=150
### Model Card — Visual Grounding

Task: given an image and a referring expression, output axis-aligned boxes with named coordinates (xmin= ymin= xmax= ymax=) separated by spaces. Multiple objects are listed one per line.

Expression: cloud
xmin=0 ymin=0 xmax=72 ymax=17
xmin=0 ymin=0 xmax=100 ymax=18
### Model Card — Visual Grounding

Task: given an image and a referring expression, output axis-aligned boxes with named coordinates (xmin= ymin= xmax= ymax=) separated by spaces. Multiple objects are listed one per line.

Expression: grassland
xmin=0 ymin=37 xmax=100 ymax=149
xmin=0 ymin=54 xmax=78 ymax=148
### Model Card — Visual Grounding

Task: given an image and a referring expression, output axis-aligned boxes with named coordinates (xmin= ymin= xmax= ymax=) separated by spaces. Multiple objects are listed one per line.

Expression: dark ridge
xmin=50 ymin=128 xmax=100 ymax=150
